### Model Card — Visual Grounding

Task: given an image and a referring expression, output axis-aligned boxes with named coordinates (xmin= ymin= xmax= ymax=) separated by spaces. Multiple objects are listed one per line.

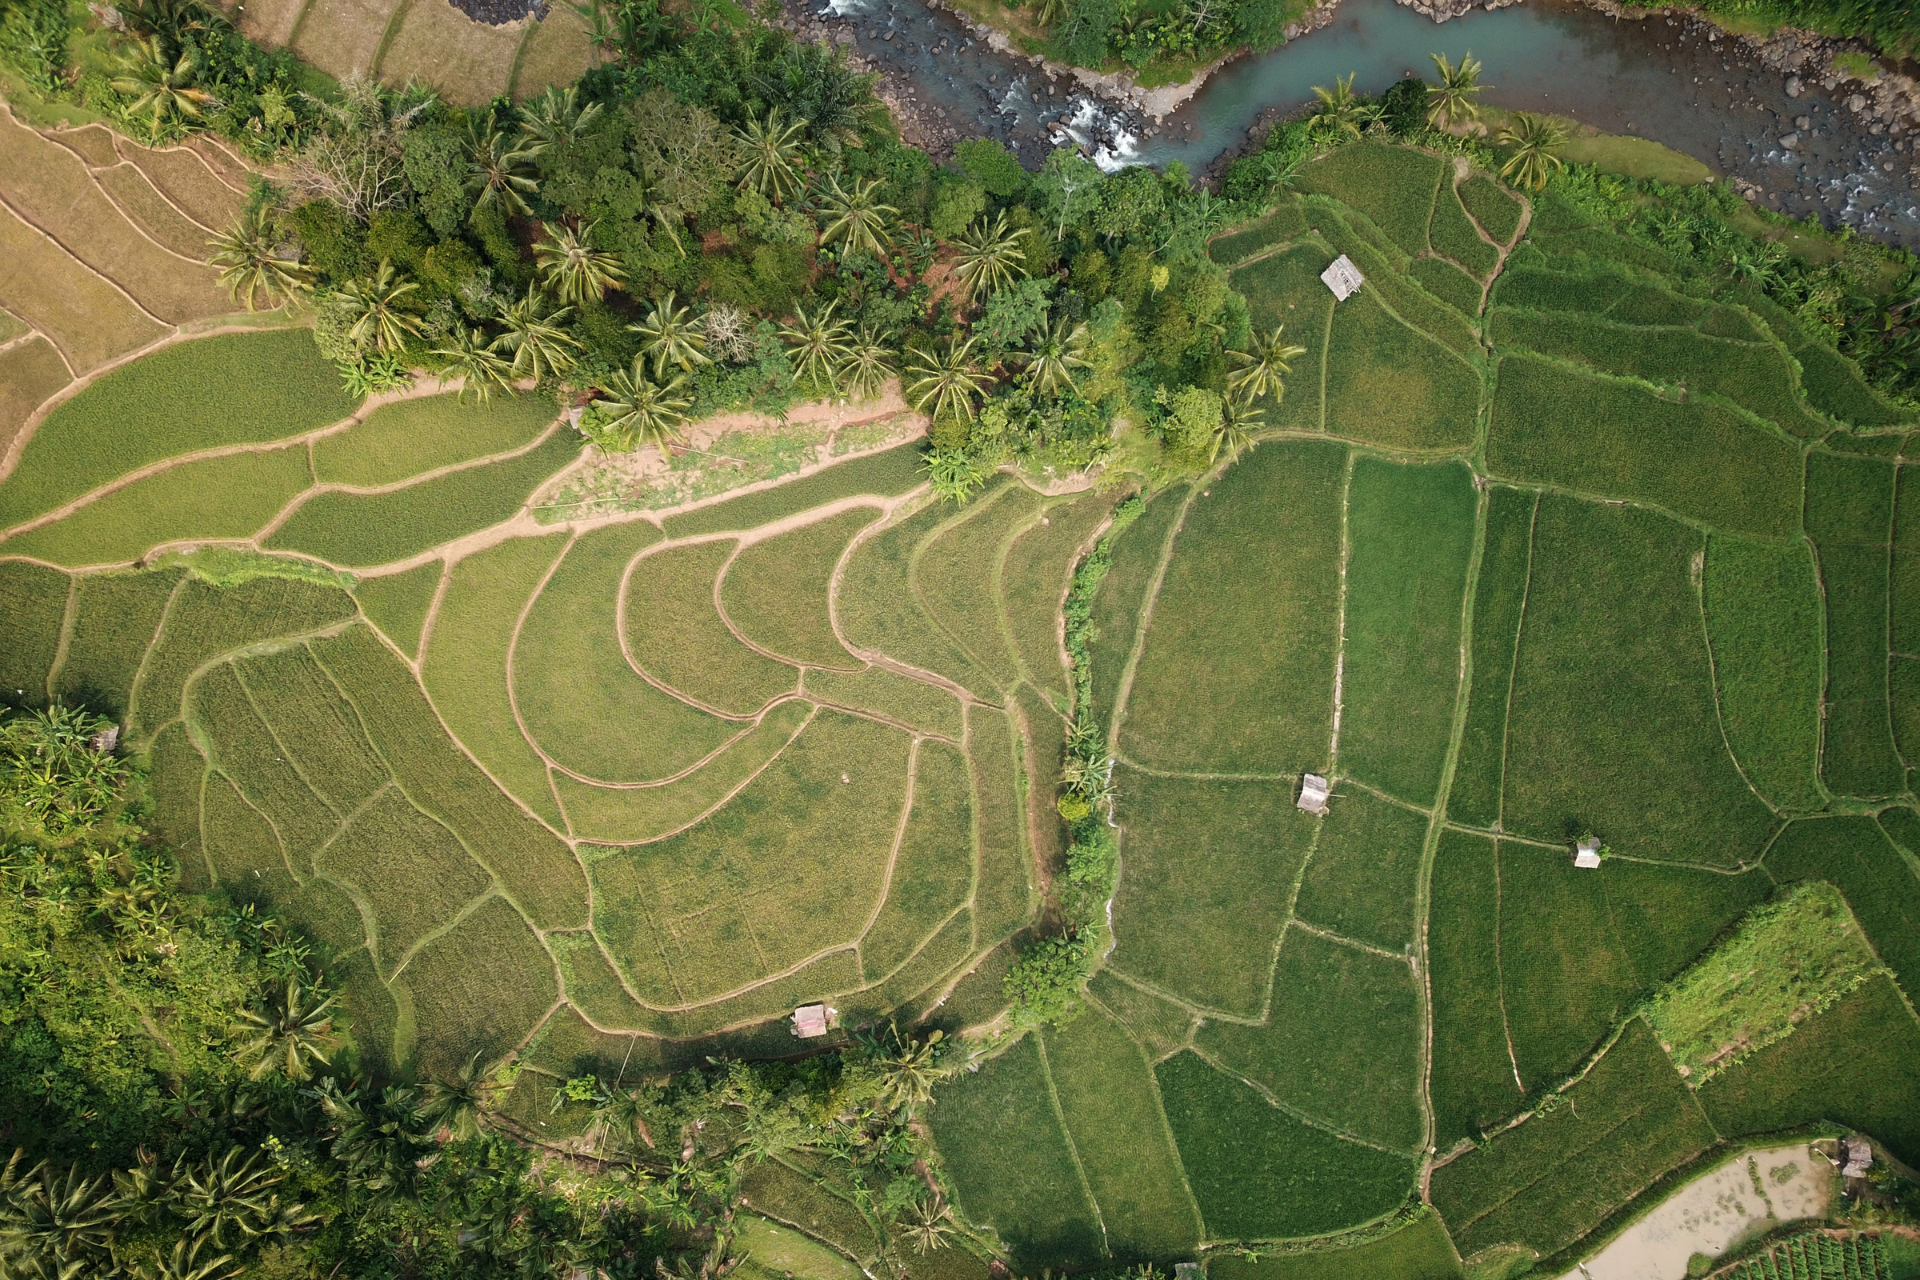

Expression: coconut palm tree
xmin=585 ymin=360 xmax=692 ymax=454
xmin=495 ymin=284 xmax=581 ymax=381
xmin=1310 ymin=72 xmax=1372 ymax=141
xmin=206 ymin=206 xmax=310 ymax=312
xmin=1426 ymin=51 xmax=1486 ymax=130
xmin=232 ymin=977 xmax=338 ymax=1082
xmin=517 ymin=84 xmax=603 ymax=152
xmin=951 ymin=212 xmax=1029 ymax=303
xmin=837 ymin=327 xmax=896 ymax=401
xmin=142 ymin=1235 xmax=241 ymax=1280
xmin=534 ymin=220 xmax=626 ymax=307
xmin=431 ymin=325 xmax=515 ymax=403
xmin=332 ymin=260 xmax=424 ymax=357
xmin=465 ymin=112 xmax=541 ymax=222
xmin=1210 ymin=390 xmax=1265 ymax=464
xmin=876 ymin=1026 xmax=948 ymax=1118
xmin=1225 ymin=325 xmax=1307 ymax=402
xmin=817 ymin=175 xmax=896 ymax=259
xmin=902 ymin=1196 xmax=955 ymax=1255
xmin=631 ymin=292 xmax=713 ymax=379
xmin=168 ymin=1147 xmax=281 ymax=1249
xmin=0 ymin=1159 xmax=119 ymax=1270
xmin=111 ymin=35 xmax=216 ymax=140
xmin=419 ymin=1051 xmax=500 ymax=1142
xmin=1015 ymin=316 xmax=1091 ymax=398
xmin=779 ymin=300 xmax=854 ymax=392
xmin=1498 ymin=111 xmax=1570 ymax=190
xmin=734 ymin=107 xmax=808 ymax=204
xmin=906 ymin=335 xmax=992 ymax=422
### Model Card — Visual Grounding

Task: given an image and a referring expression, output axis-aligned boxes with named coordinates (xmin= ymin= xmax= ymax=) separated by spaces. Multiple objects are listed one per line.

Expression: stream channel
xmin=797 ymin=0 xmax=1920 ymax=246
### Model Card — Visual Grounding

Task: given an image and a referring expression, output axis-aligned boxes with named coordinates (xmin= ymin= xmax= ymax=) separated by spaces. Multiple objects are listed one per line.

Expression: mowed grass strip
xmin=201 ymin=771 xmax=299 ymax=902
xmin=1430 ymin=184 xmax=1499 ymax=279
xmin=556 ymin=701 xmax=812 ymax=845
xmin=0 ymin=337 xmax=72 ymax=465
xmin=802 ymin=665 xmax=964 ymax=739
xmin=1490 ymin=309 xmax=1828 ymax=438
xmin=1448 ymin=486 xmax=1536 ymax=829
xmin=1157 ymin=1051 xmax=1417 ymax=1241
xmin=662 ymin=441 xmax=926 ymax=539
xmin=54 ymin=568 xmax=181 ymax=717
xmin=314 ymin=391 xmax=557 ymax=488
xmin=928 ymin=1034 xmax=1103 ymax=1270
xmin=1087 ymin=969 xmax=1193 ymax=1061
xmin=1323 ymin=291 xmax=1482 ymax=451
xmin=1196 ymin=927 xmax=1424 ymax=1151
xmin=838 ymin=500 xmax=999 ymax=701
xmin=1701 ymin=536 xmax=1825 ymax=811
xmin=862 ymin=739 xmax=974 ymax=979
xmin=191 ymin=661 xmax=340 ymax=873
xmin=720 ymin=507 xmax=876 ymax=669
xmin=131 ymin=575 xmax=357 ymax=739
xmin=1087 ymin=484 xmax=1187 ymax=725
xmin=1110 ymin=769 xmax=1314 ymax=1016
xmin=968 ymin=704 xmax=1034 ymax=946
xmin=1209 ymin=200 xmax=1308 ymax=267
xmin=320 ymin=785 xmax=493 ymax=976
xmin=0 ymin=560 xmax=69 ymax=706
xmin=1699 ymin=972 xmax=1920 ymax=1164
xmin=1043 ymin=1006 xmax=1201 ymax=1258
xmin=1002 ymin=488 xmax=1125 ymax=700
xmin=1300 ymin=142 xmax=1444 ymax=258
xmin=398 ymin=894 xmax=558 ymax=1078
xmin=1208 ymin=1211 xmax=1462 ymax=1280
xmin=312 ymin=623 xmax=589 ymax=930
xmin=1338 ymin=458 xmax=1476 ymax=805
xmin=267 ymin=428 xmax=580 ymax=567
xmin=1427 ymin=831 xmax=1524 ymax=1149
xmin=916 ymin=479 xmax=1045 ymax=687
xmin=355 ymin=560 xmax=442 ymax=659
xmin=1498 ymin=496 xmax=1777 ymax=864
xmin=1122 ymin=441 xmax=1344 ymax=774
xmin=1428 ymin=1019 xmax=1717 ymax=1260
xmin=1293 ymin=792 xmax=1429 ymax=952
xmin=1496 ymin=841 xmax=1770 ymax=1093
xmin=1807 ymin=453 xmax=1903 ymax=797
xmin=514 ymin=522 xmax=736 ymax=784
xmin=1485 ymin=353 xmax=1802 ymax=538
xmin=626 ymin=540 xmax=797 ymax=715
xmin=588 ymin=711 xmax=911 ymax=1001
xmin=425 ymin=531 xmax=574 ymax=832
xmin=1763 ymin=815 xmax=1920 ymax=998
xmin=1408 ymin=257 xmax=1483 ymax=317
xmin=1459 ymin=174 xmax=1522 ymax=244
xmin=3 ymin=445 xmax=313 ymax=567
xmin=0 ymin=330 xmax=352 ymax=529
xmin=236 ymin=644 xmax=391 ymax=818
xmin=848 ymin=908 xmax=975 ymax=1023
xmin=144 ymin=721 xmax=208 ymax=881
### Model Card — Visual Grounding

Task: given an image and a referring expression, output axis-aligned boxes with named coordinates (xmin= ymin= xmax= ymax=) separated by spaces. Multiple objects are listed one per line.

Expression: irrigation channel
xmin=782 ymin=0 xmax=1920 ymax=246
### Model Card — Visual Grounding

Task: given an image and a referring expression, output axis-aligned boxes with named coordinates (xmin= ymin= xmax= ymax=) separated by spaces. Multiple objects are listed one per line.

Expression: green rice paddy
xmin=8 ymin=136 xmax=1919 ymax=1279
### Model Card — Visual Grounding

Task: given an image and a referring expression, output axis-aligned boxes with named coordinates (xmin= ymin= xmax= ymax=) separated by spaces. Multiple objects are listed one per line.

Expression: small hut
xmin=1320 ymin=255 xmax=1365 ymax=301
xmin=791 ymin=1004 xmax=836 ymax=1039
xmin=89 ymin=724 xmax=119 ymax=754
xmin=1297 ymin=773 xmax=1331 ymax=816
xmin=1574 ymin=837 xmax=1603 ymax=870
xmin=1841 ymin=1134 xmax=1874 ymax=1178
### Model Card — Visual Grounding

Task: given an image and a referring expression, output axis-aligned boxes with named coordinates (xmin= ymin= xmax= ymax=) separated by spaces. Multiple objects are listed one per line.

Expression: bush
xmin=1005 ymin=932 xmax=1098 ymax=1028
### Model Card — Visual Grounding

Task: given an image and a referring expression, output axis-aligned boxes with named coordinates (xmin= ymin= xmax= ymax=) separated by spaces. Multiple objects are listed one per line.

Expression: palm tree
xmin=1498 ymin=111 xmax=1570 ymax=190
xmin=465 ymin=112 xmax=541 ymax=222
xmin=1426 ymin=51 xmax=1486 ymax=130
xmin=760 ymin=42 xmax=885 ymax=149
xmin=837 ymin=327 xmax=895 ymax=401
xmin=585 ymin=360 xmax=692 ymax=454
xmin=168 ymin=1147 xmax=281 ymax=1249
xmin=1226 ymin=325 xmax=1307 ymax=402
xmin=629 ymin=292 xmax=711 ymax=378
xmin=923 ymin=447 xmax=989 ymax=504
xmin=139 ymin=1235 xmax=240 ymax=1280
xmin=951 ymin=212 xmax=1029 ymax=303
xmin=111 ymin=35 xmax=216 ymax=140
xmin=902 ymin=1196 xmax=955 ymax=1255
xmin=817 ymin=175 xmax=896 ymax=259
xmin=431 ymin=325 xmax=516 ymax=404
xmin=534 ymin=220 xmax=626 ymax=307
xmin=334 ymin=260 xmax=424 ymax=358
xmin=517 ymin=84 xmax=603 ymax=152
xmin=1015 ymin=316 xmax=1091 ymax=397
xmin=232 ymin=977 xmax=338 ymax=1081
xmin=419 ymin=1051 xmax=499 ymax=1142
xmin=876 ymin=1026 xmax=947 ymax=1118
xmin=779 ymin=300 xmax=854 ymax=392
xmin=1310 ymin=72 xmax=1371 ymax=141
xmin=905 ymin=335 xmax=992 ymax=422
xmin=734 ymin=107 xmax=808 ymax=204
xmin=1209 ymin=391 xmax=1265 ymax=464
xmin=0 ymin=1160 xmax=119 ymax=1271
xmin=1034 ymin=0 xmax=1067 ymax=25
xmin=206 ymin=206 xmax=310 ymax=311
xmin=495 ymin=285 xmax=581 ymax=381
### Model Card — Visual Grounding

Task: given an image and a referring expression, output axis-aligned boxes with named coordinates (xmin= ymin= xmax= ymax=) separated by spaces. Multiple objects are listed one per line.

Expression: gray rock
xmin=1786 ymin=75 xmax=1802 ymax=97
xmin=1796 ymin=115 xmax=1810 ymax=129
xmin=1847 ymin=93 xmax=1867 ymax=111
xmin=1780 ymin=131 xmax=1799 ymax=147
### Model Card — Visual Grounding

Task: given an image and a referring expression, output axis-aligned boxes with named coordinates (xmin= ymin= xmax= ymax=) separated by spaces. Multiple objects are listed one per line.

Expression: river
xmin=796 ymin=0 xmax=1920 ymax=246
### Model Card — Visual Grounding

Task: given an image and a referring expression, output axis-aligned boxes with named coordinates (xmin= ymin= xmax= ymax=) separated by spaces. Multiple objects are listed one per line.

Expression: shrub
xmin=1005 ymin=932 xmax=1098 ymax=1028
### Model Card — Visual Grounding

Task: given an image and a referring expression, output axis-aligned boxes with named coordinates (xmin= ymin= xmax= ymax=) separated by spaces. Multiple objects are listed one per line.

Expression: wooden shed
xmin=1320 ymin=255 xmax=1365 ymax=301
xmin=791 ymin=1004 xmax=836 ymax=1039
xmin=1297 ymin=773 xmax=1330 ymax=816
xmin=1574 ymin=837 xmax=1603 ymax=870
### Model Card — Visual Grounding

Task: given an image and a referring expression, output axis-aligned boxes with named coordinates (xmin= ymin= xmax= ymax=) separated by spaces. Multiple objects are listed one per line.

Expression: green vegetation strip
xmin=660 ymin=442 xmax=926 ymax=539
xmin=314 ymin=391 xmax=558 ymax=488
